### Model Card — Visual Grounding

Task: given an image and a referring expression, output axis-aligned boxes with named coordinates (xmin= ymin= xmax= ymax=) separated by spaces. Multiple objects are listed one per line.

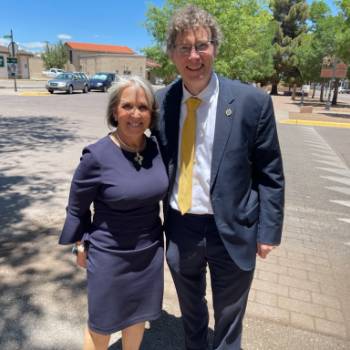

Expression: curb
xmin=280 ymin=119 xmax=350 ymax=129
xmin=19 ymin=91 xmax=51 ymax=96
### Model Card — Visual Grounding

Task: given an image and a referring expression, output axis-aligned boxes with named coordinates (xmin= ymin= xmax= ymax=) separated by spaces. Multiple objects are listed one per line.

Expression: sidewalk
xmin=0 ymin=92 xmax=349 ymax=349
xmin=0 ymin=78 xmax=47 ymax=95
xmin=275 ymin=94 xmax=350 ymax=128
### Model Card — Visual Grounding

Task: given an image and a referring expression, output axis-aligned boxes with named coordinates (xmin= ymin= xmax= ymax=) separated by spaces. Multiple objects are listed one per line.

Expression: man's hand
xmin=76 ymin=250 xmax=87 ymax=268
xmin=257 ymin=243 xmax=277 ymax=259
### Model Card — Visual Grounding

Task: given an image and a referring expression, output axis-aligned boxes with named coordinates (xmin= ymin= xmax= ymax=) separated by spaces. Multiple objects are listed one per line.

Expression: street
xmin=0 ymin=90 xmax=350 ymax=349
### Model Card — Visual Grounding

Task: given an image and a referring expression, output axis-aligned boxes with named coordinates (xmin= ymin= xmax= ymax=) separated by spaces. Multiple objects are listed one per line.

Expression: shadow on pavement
xmin=318 ymin=113 xmax=350 ymax=119
xmin=0 ymin=115 xmax=77 ymax=153
xmin=0 ymin=222 xmax=86 ymax=349
xmin=0 ymin=115 xmax=84 ymax=349
xmin=288 ymin=99 xmax=350 ymax=109
xmin=109 ymin=310 xmax=214 ymax=350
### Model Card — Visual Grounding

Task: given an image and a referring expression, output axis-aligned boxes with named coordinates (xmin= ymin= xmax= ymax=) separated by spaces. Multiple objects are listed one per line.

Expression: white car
xmin=339 ymin=86 xmax=350 ymax=94
xmin=42 ymin=68 xmax=65 ymax=78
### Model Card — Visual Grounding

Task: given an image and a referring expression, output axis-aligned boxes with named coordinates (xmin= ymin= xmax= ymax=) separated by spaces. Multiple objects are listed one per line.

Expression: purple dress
xmin=59 ymin=135 xmax=168 ymax=334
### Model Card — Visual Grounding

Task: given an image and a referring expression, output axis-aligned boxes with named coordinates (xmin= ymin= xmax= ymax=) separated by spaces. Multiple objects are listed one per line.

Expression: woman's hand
xmin=74 ymin=242 xmax=87 ymax=268
xmin=76 ymin=249 xmax=87 ymax=268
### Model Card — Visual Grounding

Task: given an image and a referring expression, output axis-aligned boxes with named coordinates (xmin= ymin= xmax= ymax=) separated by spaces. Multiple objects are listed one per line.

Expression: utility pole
xmin=4 ymin=29 xmax=18 ymax=92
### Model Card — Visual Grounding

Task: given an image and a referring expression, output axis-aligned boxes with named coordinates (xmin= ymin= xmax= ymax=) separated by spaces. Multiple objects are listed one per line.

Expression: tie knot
xmin=186 ymin=97 xmax=201 ymax=111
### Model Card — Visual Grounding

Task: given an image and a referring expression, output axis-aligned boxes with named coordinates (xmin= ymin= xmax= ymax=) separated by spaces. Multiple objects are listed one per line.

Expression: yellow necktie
xmin=178 ymin=97 xmax=202 ymax=215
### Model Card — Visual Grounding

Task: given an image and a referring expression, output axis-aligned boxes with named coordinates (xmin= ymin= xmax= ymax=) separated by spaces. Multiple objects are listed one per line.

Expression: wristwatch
xmin=72 ymin=243 xmax=85 ymax=255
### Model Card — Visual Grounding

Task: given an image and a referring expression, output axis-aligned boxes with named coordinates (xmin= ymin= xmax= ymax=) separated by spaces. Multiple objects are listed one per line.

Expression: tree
xmin=336 ymin=0 xmax=350 ymax=62
xmin=144 ymin=0 xmax=275 ymax=83
xmin=142 ymin=46 xmax=177 ymax=84
xmin=305 ymin=0 xmax=349 ymax=104
xmin=41 ymin=41 xmax=68 ymax=69
xmin=269 ymin=0 xmax=308 ymax=95
xmin=293 ymin=1 xmax=330 ymax=98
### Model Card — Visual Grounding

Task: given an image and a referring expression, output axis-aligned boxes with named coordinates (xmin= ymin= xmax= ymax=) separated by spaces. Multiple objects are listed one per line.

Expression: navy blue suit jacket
xmin=155 ymin=76 xmax=285 ymax=271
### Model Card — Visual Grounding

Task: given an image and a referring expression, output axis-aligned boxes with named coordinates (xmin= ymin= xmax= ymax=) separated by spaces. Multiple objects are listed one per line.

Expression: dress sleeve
xmin=59 ymin=147 xmax=101 ymax=244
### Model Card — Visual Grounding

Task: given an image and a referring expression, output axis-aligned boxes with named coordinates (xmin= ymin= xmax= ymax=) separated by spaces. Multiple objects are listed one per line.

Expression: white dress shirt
xmin=170 ymin=73 xmax=219 ymax=214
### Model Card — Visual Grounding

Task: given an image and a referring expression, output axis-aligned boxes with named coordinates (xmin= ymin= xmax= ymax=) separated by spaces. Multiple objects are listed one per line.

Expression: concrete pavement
xmin=0 ymin=89 xmax=349 ymax=349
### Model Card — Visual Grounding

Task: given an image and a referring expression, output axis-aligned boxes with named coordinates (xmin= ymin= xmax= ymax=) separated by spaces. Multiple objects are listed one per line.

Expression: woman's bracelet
xmin=72 ymin=242 xmax=85 ymax=255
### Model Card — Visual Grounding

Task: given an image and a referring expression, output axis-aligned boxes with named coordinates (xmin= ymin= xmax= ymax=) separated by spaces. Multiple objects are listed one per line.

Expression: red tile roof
xmin=65 ymin=42 xmax=134 ymax=55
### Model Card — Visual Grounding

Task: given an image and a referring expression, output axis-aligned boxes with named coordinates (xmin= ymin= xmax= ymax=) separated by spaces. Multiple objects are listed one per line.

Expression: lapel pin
xmin=225 ymin=108 xmax=232 ymax=117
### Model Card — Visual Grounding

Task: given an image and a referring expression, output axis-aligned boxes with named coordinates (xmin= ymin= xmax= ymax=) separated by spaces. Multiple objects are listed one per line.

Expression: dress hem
xmin=87 ymin=311 xmax=162 ymax=335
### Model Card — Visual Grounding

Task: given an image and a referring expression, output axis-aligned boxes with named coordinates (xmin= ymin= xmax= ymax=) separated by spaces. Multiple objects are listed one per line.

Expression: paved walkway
xmin=277 ymin=95 xmax=350 ymax=128
xmin=0 ymin=89 xmax=349 ymax=349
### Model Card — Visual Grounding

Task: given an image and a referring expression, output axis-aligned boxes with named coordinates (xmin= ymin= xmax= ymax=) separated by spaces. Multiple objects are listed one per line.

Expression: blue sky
xmin=0 ymin=0 xmax=338 ymax=54
xmin=0 ymin=0 xmax=165 ymax=53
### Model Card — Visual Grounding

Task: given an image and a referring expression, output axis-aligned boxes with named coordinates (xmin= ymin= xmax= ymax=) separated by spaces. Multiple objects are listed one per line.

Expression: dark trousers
xmin=166 ymin=209 xmax=254 ymax=350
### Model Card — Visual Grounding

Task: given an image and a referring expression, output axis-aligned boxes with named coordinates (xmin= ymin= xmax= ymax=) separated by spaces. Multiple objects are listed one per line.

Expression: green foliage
xmin=295 ymin=32 xmax=323 ymax=82
xmin=41 ymin=41 xmax=68 ymax=69
xmin=213 ymin=0 xmax=275 ymax=82
xmin=143 ymin=0 xmax=275 ymax=82
xmin=143 ymin=0 xmax=349 ymax=88
xmin=336 ymin=0 xmax=350 ymax=62
xmin=142 ymin=46 xmax=177 ymax=83
xmin=269 ymin=0 xmax=309 ymax=91
xmin=296 ymin=0 xmax=349 ymax=84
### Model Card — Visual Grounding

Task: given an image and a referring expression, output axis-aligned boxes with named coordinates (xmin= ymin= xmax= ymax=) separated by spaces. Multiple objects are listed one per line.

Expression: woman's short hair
xmin=106 ymin=75 xmax=157 ymax=129
xmin=166 ymin=4 xmax=222 ymax=55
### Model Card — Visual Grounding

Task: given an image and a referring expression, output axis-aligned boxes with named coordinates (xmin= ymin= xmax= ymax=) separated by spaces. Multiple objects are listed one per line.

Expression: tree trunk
xmin=320 ymin=83 xmax=324 ymax=102
xmin=312 ymin=84 xmax=316 ymax=99
xmin=270 ymin=83 xmax=278 ymax=95
xmin=331 ymin=79 xmax=339 ymax=106
xmin=291 ymin=84 xmax=296 ymax=100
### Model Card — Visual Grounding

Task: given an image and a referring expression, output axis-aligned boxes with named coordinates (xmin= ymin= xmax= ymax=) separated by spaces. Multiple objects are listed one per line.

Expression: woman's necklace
xmin=114 ymin=130 xmax=146 ymax=166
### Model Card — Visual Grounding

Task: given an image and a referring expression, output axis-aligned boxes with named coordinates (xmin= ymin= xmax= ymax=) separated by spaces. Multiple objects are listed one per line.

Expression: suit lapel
xmin=163 ymin=80 xmax=183 ymax=187
xmin=210 ymin=77 xmax=238 ymax=189
xmin=164 ymin=80 xmax=182 ymax=157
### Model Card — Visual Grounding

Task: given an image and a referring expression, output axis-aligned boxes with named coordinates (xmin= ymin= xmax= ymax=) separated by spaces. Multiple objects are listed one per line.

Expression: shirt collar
xmin=182 ymin=72 xmax=218 ymax=105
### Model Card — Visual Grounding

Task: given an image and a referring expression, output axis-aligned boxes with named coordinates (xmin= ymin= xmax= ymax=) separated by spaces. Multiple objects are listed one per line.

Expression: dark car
xmin=89 ymin=73 xmax=116 ymax=92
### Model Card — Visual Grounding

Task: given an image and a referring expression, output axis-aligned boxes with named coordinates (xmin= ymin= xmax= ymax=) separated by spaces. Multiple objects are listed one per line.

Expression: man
xmin=155 ymin=5 xmax=284 ymax=350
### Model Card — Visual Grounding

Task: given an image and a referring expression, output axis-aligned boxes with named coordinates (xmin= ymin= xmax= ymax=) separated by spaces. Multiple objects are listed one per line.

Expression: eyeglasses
xmin=173 ymin=41 xmax=214 ymax=56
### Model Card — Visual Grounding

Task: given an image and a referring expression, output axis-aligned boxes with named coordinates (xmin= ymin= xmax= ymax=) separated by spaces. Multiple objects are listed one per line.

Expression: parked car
xmin=42 ymin=68 xmax=65 ymax=78
xmin=89 ymin=72 xmax=116 ymax=92
xmin=46 ymin=72 xmax=89 ymax=94
xmin=73 ymin=72 xmax=90 ymax=89
xmin=339 ymin=86 xmax=350 ymax=94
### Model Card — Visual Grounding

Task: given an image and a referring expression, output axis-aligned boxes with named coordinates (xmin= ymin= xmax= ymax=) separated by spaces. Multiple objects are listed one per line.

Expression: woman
xmin=59 ymin=76 xmax=168 ymax=350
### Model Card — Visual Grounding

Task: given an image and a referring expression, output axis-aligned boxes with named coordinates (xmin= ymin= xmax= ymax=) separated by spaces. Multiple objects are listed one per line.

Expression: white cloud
xmin=0 ymin=38 xmax=46 ymax=52
xmin=20 ymin=41 xmax=46 ymax=50
xmin=0 ymin=38 xmax=10 ymax=47
xmin=57 ymin=33 xmax=72 ymax=40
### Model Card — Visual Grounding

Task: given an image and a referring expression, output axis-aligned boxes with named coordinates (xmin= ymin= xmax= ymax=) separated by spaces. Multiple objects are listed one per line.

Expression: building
xmin=0 ymin=45 xmax=32 ymax=79
xmin=65 ymin=42 xmax=146 ymax=78
xmin=0 ymin=41 xmax=159 ymax=81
